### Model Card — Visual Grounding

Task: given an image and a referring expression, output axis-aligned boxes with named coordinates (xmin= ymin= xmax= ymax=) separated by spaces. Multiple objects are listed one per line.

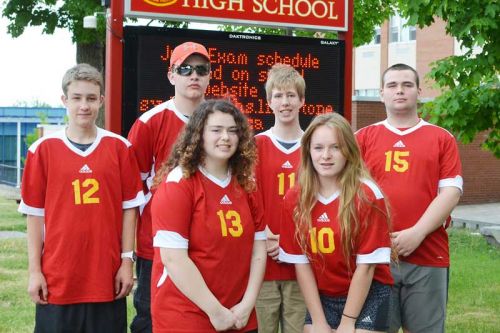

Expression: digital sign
xmin=122 ymin=26 xmax=345 ymax=136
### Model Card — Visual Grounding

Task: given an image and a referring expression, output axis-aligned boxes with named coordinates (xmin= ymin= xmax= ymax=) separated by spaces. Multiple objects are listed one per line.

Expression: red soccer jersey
xmin=151 ymin=167 xmax=266 ymax=333
xmin=356 ymin=119 xmax=463 ymax=267
xmin=18 ymin=128 xmax=145 ymax=305
xmin=255 ymin=129 xmax=301 ymax=281
xmin=127 ymin=99 xmax=189 ymax=260
xmin=279 ymin=181 xmax=393 ymax=297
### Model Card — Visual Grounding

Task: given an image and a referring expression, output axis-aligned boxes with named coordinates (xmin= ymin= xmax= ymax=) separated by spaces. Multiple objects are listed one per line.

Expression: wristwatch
xmin=121 ymin=251 xmax=136 ymax=262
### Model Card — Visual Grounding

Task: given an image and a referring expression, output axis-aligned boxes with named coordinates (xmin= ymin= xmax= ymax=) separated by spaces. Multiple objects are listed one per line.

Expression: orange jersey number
xmin=217 ymin=210 xmax=243 ymax=237
xmin=277 ymin=172 xmax=296 ymax=196
xmin=384 ymin=150 xmax=410 ymax=173
xmin=72 ymin=179 xmax=100 ymax=205
xmin=309 ymin=227 xmax=335 ymax=254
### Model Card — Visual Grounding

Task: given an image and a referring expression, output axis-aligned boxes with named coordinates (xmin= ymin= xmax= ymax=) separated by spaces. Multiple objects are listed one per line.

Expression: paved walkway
xmin=451 ymin=202 xmax=500 ymax=229
xmin=0 ymin=183 xmax=20 ymax=200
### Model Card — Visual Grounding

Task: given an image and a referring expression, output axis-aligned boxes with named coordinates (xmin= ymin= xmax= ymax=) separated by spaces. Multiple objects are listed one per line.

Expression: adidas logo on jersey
xmin=79 ymin=164 xmax=92 ymax=173
xmin=393 ymin=140 xmax=406 ymax=148
xmin=361 ymin=316 xmax=373 ymax=323
xmin=317 ymin=212 xmax=330 ymax=223
xmin=281 ymin=161 xmax=293 ymax=169
xmin=220 ymin=195 xmax=232 ymax=205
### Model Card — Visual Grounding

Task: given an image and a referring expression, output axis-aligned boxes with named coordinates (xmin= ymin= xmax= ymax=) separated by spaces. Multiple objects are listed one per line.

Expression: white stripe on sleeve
xmin=254 ymin=230 xmax=267 ymax=241
xmin=18 ymin=200 xmax=44 ymax=216
xmin=439 ymin=176 xmax=463 ymax=193
xmin=356 ymin=247 xmax=391 ymax=264
xmin=153 ymin=230 xmax=189 ymax=249
xmin=278 ymin=247 xmax=309 ymax=264
xmin=123 ymin=191 xmax=146 ymax=209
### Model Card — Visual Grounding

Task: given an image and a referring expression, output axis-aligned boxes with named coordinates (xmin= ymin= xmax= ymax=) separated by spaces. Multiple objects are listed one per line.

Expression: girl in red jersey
xmin=278 ymin=113 xmax=394 ymax=333
xmin=150 ymin=99 xmax=267 ymax=333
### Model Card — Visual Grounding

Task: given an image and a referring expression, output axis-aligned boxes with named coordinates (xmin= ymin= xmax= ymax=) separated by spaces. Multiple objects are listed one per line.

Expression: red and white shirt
xmin=127 ymin=99 xmax=189 ymax=260
xmin=255 ymin=129 xmax=301 ymax=281
xmin=18 ymin=128 xmax=145 ymax=304
xmin=356 ymin=119 xmax=463 ymax=267
xmin=151 ymin=166 xmax=266 ymax=333
xmin=279 ymin=181 xmax=393 ymax=297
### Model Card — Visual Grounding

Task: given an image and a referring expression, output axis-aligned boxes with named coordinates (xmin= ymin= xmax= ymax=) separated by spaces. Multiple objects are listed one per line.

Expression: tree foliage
xmin=398 ymin=0 xmax=499 ymax=157
xmin=220 ymin=0 xmax=396 ymax=47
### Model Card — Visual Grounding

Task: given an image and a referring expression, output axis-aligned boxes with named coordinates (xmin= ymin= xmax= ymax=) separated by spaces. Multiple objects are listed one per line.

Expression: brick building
xmin=351 ymin=16 xmax=500 ymax=204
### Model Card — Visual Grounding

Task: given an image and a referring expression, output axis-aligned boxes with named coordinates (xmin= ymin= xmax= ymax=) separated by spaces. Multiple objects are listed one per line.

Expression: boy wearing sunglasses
xmin=127 ymin=41 xmax=211 ymax=333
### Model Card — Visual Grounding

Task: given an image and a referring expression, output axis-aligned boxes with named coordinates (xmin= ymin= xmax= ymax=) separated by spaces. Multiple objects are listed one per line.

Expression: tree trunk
xmin=76 ymin=41 xmax=106 ymax=128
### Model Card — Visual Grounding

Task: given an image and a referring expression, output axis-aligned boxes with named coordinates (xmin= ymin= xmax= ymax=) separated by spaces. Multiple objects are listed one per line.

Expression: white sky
xmin=0 ymin=16 xmax=216 ymax=108
xmin=0 ymin=16 xmax=76 ymax=107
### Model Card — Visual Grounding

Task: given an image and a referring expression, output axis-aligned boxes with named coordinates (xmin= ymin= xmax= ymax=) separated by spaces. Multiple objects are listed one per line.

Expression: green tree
xmin=398 ymin=0 xmax=499 ymax=157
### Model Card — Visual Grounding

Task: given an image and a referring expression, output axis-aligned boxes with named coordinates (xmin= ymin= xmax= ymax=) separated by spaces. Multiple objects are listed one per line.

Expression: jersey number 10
xmin=309 ymin=227 xmax=335 ymax=254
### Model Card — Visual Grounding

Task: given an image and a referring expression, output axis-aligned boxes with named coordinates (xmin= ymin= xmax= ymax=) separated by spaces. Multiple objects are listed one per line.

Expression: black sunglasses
xmin=174 ymin=64 xmax=210 ymax=76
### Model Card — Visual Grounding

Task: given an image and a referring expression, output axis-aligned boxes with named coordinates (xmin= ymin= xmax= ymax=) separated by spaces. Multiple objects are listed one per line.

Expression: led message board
xmin=122 ymin=26 xmax=345 ymax=136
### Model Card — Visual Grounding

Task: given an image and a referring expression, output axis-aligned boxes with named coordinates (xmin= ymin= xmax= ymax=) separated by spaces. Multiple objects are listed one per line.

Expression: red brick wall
xmin=416 ymin=18 xmax=455 ymax=98
xmin=352 ymin=100 xmax=500 ymax=204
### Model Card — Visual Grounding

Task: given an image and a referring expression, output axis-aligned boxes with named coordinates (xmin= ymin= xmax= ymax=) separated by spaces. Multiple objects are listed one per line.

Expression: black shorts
xmin=35 ymin=298 xmax=127 ymax=333
xmin=304 ymin=281 xmax=391 ymax=331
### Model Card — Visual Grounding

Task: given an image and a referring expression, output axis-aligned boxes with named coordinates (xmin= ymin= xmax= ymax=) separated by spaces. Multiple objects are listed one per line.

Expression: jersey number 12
xmin=72 ymin=179 xmax=100 ymax=205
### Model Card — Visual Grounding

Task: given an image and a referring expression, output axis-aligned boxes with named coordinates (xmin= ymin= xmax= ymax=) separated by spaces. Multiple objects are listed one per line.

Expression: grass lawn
xmin=447 ymin=230 xmax=500 ymax=332
xmin=1 ymin=196 xmax=499 ymax=332
xmin=0 ymin=196 xmax=24 ymax=232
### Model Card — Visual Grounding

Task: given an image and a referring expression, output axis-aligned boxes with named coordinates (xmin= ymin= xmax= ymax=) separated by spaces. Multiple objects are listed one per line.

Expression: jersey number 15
xmin=384 ymin=151 xmax=409 ymax=173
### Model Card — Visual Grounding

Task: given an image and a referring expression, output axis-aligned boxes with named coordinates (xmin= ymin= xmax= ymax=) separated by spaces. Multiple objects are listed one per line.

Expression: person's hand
xmin=209 ymin=306 xmax=238 ymax=331
xmin=391 ymin=226 xmax=425 ymax=257
xmin=28 ymin=271 xmax=48 ymax=304
xmin=230 ymin=301 xmax=253 ymax=329
xmin=266 ymin=233 xmax=280 ymax=262
xmin=114 ymin=260 xmax=134 ymax=299
xmin=309 ymin=322 xmax=334 ymax=333
xmin=335 ymin=320 xmax=355 ymax=333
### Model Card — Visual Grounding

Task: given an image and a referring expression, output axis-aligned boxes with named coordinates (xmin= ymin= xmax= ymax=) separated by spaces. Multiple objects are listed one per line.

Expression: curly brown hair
xmin=153 ymin=99 xmax=257 ymax=192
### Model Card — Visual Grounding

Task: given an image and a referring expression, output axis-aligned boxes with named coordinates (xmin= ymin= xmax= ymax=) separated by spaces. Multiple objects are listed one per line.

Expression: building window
xmin=389 ymin=15 xmax=416 ymax=43
xmin=354 ymin=89 xmax=380 ymax=97
xmin=371 ymin=27 xmax=381 ymax=45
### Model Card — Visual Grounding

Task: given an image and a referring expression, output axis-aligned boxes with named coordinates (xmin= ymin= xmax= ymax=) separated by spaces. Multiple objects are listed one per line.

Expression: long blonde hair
xmin=294 ymin=113 xmax=390 ymax=271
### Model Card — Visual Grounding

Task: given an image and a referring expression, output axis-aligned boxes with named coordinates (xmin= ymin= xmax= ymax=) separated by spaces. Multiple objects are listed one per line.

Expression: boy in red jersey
xmin=356 ymin=63 xmax=463 ymax=333
xmin=254 ymin=63 xmax=306 ymax=333
xmin=127 ymin=41 xmax=211 ymax=333
xmin=19 ymin=63 xmax=145 ymax=332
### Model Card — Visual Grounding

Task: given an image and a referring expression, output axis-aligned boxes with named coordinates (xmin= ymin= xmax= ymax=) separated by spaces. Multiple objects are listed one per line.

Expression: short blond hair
xmin=265 ymin=63 xmax=306 ymax=101
xmin=62 ymin=63 xmax=104 ymax=96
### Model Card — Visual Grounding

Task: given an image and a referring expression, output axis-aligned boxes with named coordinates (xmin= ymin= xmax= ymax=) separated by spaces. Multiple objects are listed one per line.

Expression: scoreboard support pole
xmin=339 ymin=0 xmax=353 ymax=123
xmin=105 ymin=0 xmax=124 ymax=134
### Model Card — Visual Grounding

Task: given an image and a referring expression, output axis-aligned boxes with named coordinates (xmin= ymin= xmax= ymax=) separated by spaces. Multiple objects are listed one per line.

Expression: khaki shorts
xmin=256 ymin=280 xmax=306 ymax=333
xmin=389 ymin=261 xmax=449 ymax=333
